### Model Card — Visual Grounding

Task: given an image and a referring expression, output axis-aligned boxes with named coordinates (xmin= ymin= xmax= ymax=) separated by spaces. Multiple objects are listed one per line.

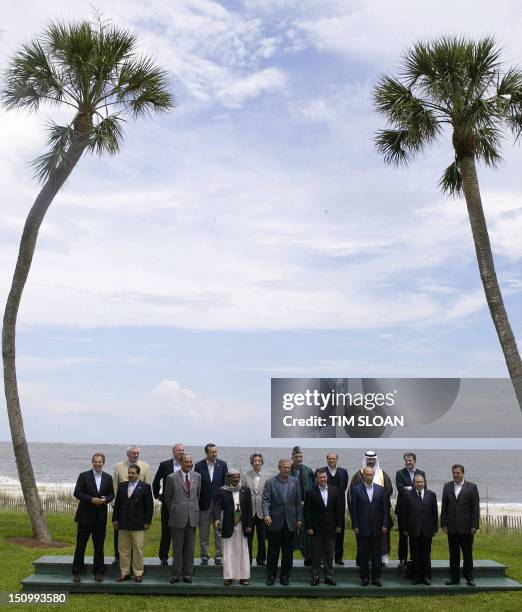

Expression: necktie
xmin=417 ymin=490 xmax=422 ymax=499
xmin=185 ymin=474 xmax=191 ymax=494
xmin=128 ymin=484 xmax=133 ymax=498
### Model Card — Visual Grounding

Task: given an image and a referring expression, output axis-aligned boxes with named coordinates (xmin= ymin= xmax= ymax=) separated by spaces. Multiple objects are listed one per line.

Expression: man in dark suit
xmin=402 ymin=474 xmax=438 ymax=585
xmin=152 ymin=442 xmax=185 ymax=565
xmin=395 ymin=452 xmax=427 ymax=569
xmin=72 ymin=453 xmax=114 ymax=583
xmin=194 ymin=443 xmax=228 ymax=565
xmin=304 ymin=468 xmax=343 ymax=586
xmin=351 ymin=467 xmax=389 ymax=587
xmin=322 ymin=452 xmax=348 ymax=565
xmin=262 ymin=459 xmax=303 ymax=586
xmin=112 ymin=464 xmax=154 ymax=583
xmin=440 ymin=464 xmax=480 ymax=586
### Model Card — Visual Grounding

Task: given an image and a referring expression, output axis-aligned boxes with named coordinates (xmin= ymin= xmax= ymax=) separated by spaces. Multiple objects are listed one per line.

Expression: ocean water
xmin=0 ymin=441 xmax=520 ymax=503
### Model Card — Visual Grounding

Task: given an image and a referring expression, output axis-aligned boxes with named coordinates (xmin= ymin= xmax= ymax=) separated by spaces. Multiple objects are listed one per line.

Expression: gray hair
xmin=126 ymin=445 xmax=141 ymax=454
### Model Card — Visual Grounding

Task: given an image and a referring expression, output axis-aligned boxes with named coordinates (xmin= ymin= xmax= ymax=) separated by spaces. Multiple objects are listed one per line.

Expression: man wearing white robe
xmin=212 ymin=469 xmax=253 ymax=585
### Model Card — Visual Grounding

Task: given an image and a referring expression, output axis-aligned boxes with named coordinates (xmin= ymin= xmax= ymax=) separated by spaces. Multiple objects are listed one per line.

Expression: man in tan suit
xmin=112 ymin=445 xmax=152 ymax=563
xmin=244 ymin=452 xmax=270 ymax=566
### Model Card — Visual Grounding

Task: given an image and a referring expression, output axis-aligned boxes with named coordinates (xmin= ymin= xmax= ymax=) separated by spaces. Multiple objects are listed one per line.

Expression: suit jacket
xmin=244 ymin=469 xmax=271 ymax=519
xmin=262 ymin=475 xmax=303 ymax=532
xmin=304 ymin=485 xmax=343 ymax=536
xmin=152 ymin=458 xmax=178 ymax=502
xmin=74 ymin=470 xmax=114 ymax=526
xmin=440 ymin=480 xmax=480 ymax=533
xmin=321 ymin=466 xmax=349 ymax=506
xmin=403 ymin=489 xmax=438 ymax=537
xmin=350 ymin=482 xmax=389 ymax=536
xmin=112 ymin=480 xmax=154 ymax=531
xmin=212 ymin=486 xmax=253 ymax=538
xmin=165 ymin=470 xmax=201 ymax=529
xmin=395 ymin=467 xmax=426 ymax=515
xmin=194 ymin=458 xmax=228 ymax=511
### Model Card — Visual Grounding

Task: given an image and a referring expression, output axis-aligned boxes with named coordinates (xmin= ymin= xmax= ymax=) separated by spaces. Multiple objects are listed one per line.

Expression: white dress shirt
xmin=93 ymin=469 xmax=102 ymax=492
xmin=207 ymin=461 xmax=215 ymax=482
xmin=319 ymin=485 xmax=328 ymax=506
xmin=454 ymin=480 xmax=464 ymax=498
xmin=365 ymin=483 xmax=374 ymax=502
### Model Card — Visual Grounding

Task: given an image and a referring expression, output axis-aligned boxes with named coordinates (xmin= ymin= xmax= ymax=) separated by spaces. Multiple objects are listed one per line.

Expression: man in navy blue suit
xmin=322 ymin=452 xmax=348 ymax=564
xmin=351 ymin=467 xmax=389 ymax=587
xmin=194 ymin=443 xmax=228 ymax=565
xmin=72 ymin=453 xmax=114 ymax=583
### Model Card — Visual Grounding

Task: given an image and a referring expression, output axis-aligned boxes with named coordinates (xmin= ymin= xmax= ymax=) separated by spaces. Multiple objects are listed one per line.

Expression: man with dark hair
xmin=351 ymin=467 xmax=389 ymax=587
xmin=72 ymin=453 xmax=114 ymax=583
xmin=244 ymin=452 xmax=270 ymax=565
xmin=262 ymin=459 xmax=303 ymax=586
xmin=395 ymin=452 xmax=426 ymax=569
xmin=194 ymin=443 xmax=228 ymax=565
xmin=441 ymin=464 xmax=480 ymax=586
xmin=304 ymin=468 xmax=343 ymax=586
xmin=322 ymin=452 xmax=349 ymax=565
xmin=402 ymin=474 xmax=438 ymax=585
xmin=290 ymin=446 xmax=314 ymax=566
xmin=113 ymin=464 xmax=154 ymax=583
xmin=152 ymin=443 xmax=185 ymax=566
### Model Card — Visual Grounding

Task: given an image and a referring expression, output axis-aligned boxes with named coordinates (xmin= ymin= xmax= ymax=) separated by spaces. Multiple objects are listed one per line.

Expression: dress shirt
xmin=319 ymin=485 xmax=328 ymax=506
xmin=328 ymin=467 xmax=337 ymax=477
xmin=417 ymin=489 xmax=423 ymax=500
xmin=277 ymin=477 xmax=290 ymax=503
xmin=365 ymin=483 xmax=374 ymax=502
xmin=127 ymin=480 xmax=139 ymax=497
xmin=454 ymin=480 xmax=464 ymax=498
xmin=408 ymin=469 xmax=416 ymax=483
xmin=207 ymin=461 xmax=215 ymax=482
xmin=93 ymin=469 xmax=102 ymax=492
xmin=253 ymin=473 xmax=261 ymax=491
xmin=173 ymin=460 xmax=182 ymax=472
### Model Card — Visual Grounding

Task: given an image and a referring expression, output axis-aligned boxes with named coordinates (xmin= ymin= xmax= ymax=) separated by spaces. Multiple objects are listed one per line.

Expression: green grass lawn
xmin=0 ymin=511 xmax=521 ymax=611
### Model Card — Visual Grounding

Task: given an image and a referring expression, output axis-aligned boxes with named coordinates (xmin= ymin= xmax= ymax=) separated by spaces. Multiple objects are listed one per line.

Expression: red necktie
xmin=185 ymin=474 xmax=191 ymax=494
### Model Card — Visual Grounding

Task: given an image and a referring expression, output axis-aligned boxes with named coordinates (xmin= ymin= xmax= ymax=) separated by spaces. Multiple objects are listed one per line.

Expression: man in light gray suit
xmin=164 ymin=454 xmax=201 ymax=584
xmin=244 ymin=452 xmax=270 ymax=566
xmin=262 ymin=458 xmax=302 ymax=586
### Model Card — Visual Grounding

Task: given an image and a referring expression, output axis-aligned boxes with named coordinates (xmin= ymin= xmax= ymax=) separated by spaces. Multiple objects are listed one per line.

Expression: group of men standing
xmin=71 ymin=445 xmax=480 ymax=589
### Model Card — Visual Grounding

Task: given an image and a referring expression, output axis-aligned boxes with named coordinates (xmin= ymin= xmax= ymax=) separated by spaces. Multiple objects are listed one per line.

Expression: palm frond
xmin=87 ymin=114 xmax=124 ymax=155
xmin=31 ymin=121 xmax=74 ymax=182
xmin=439 ymin=160 xmax=463 ymax=197
xmin=474 ymin=126 xmax=503 ymax=167
xmin=374 ymin=129 xmax=415 ymax=165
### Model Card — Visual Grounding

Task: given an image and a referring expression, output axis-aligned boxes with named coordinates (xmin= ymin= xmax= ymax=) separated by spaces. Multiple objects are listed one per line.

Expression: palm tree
xmin=373 ymin=36 xmax=522 ymax=411
xmin=2 ymin=18 xmax=173 ymax=541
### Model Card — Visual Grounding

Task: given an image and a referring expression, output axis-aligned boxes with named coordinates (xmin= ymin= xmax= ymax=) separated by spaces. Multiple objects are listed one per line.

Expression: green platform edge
xmin=21 ymin=557 xmax=522 ymax=597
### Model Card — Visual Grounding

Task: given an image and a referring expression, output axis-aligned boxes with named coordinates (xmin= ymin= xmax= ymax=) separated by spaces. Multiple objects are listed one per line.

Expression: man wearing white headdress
xmin=212 ymin=469 xmax=253 ymax=585
xmin=349 ymin=451 xmax=393 ymax=564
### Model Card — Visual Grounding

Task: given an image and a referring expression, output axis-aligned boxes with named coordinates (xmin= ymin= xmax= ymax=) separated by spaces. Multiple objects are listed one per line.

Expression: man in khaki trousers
xmin=113 ymin=464 xmax=154 ymax=582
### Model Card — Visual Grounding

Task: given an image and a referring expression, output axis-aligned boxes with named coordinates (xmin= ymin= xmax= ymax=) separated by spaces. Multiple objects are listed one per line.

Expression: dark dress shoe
xmin=94 ymin=575 xmax=104 ymax=583
xmin=445 ymin=578 xmax=460 ymax=585
xmin=371 ymin=578 xmax=382 ymax=587
xmin=280 ymin=577 xmax=290 ymax=586
xmin=303 ymin=559 xmax=312 ymax=567
xmin=325 ymin=578 xmax=337 ymax=586
xmin=183 ymin=577 xmax=193 ymax=583
xmin=200 ymin=558 xmax=209 ymax=565
xmin=310 ymin=579 xmax=320 ymax=586
xmin=134 ymin=576 xmax=143 ymax=583
xmin=160 ymin=558 xmax=169 ymax=567
xmin=72 ymin=575 xmax=81 ymax=583
xmin=239 ymin=579 xmax=250 ymax=585
xmin=256 ymin=560 xmax=266 ymax=566
xmin=466 ymin=579 xmax=476 ymax=586
xmin=266 ymin=577 xmax=275 ymax=586
xmin=423 ymin=578 xmax=431 ymax=585
xmin=360 ymin=579 xmax=369 ymax=586
xmin=224 ymin=579 xmax=233 ymax=586
xmin=215 ymin=558 xmax=223 ymax=566
xmin=335 ymin=559 xmax=344 ymax=566
xmin=169 ymin=576 xmax=180 ymax=584
xmin=116 ymin=575 xmax=129 ymax=582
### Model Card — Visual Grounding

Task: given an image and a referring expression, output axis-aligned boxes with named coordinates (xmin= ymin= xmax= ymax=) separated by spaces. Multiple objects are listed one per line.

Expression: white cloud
xmin=216 ymin=67 xmax=287 ymax=108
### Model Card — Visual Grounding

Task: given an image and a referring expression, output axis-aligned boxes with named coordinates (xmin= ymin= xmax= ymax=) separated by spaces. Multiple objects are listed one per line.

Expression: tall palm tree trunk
xmin=2 ymin=120 xmax=89 ymax=541
xmin=459 ymin=155 xmax=522 ymax=409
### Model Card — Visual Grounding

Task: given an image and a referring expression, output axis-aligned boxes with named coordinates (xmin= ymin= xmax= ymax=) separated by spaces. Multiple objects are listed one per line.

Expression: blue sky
xmin=1 ymin=0 xmax=521 ymax=446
